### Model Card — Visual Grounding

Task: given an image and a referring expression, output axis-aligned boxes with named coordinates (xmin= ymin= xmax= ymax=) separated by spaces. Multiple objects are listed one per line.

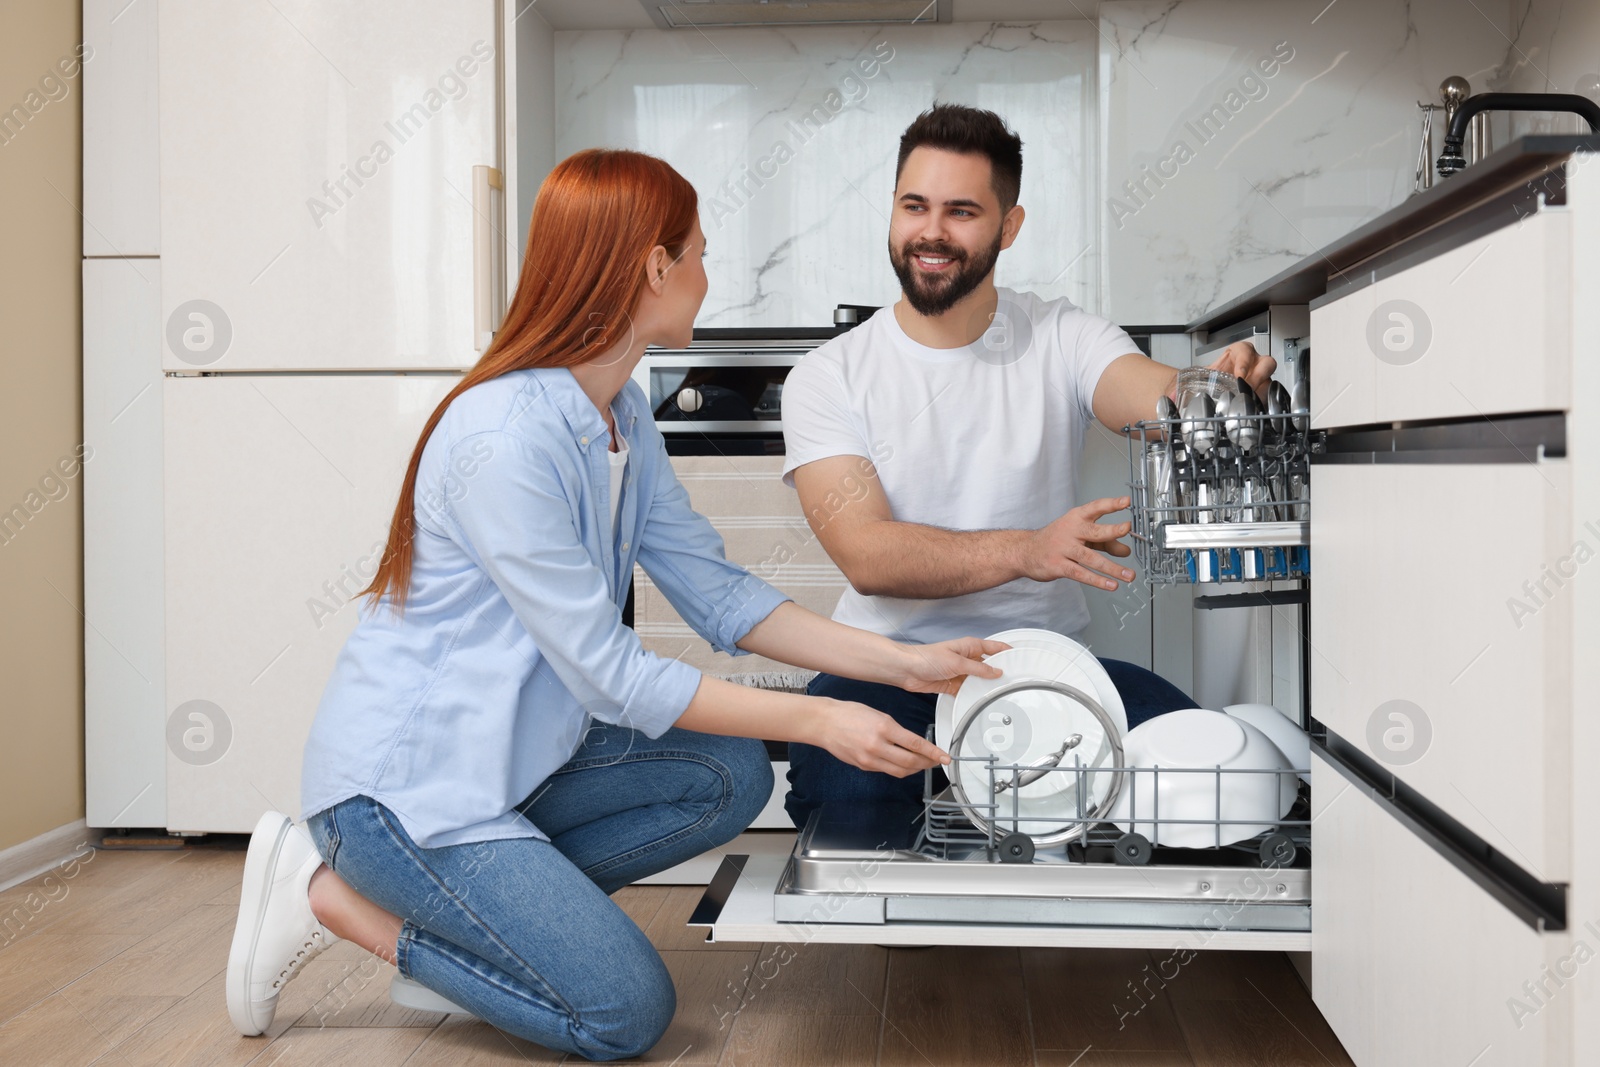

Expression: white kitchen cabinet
xmin=507 ymin=0 xmax=555 ymax=276
xmin=1312 ymin=208 xmax=1571 ymax=429
xmin=162 ymin=375 xmax=456 ymax=831
xmin=156 ymin=0 xmax=500 ymax=371
xmin=1308 ymin=282 xmax=1375 ymax=431
xmin=83 ymin=258 xmax=166 ymax=828
xmin=1299 ymin=151 xmax=1595 ymax=1067
xmin=1311 ymin=460 xmax=1573 ymax=880
xmin=1311 ymin=750 xmax=1571 ymax=1066
xmin=83 ymin=0 xmax=160 ymax=256
xmin=1564 ymin=145 xmax=1600 ymax=1067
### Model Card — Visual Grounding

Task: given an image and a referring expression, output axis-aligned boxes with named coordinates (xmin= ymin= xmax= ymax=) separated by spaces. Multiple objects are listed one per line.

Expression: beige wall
xmin=0 ymin=1 xmax=86 ymax=853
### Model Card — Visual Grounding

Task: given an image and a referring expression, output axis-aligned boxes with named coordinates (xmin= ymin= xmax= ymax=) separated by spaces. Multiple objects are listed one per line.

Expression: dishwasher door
xmin=691 ymin=799 xmax=1313 ymax=953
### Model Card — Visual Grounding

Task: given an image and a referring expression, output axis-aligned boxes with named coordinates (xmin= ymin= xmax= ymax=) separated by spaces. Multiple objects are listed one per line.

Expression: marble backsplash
xmin=1494 ymin=0 xmax=1600 ymax=136
xmin=554 ymin=20 xmax=1099 ymax=327
xmin=552 ymin=3 xmax=1593 ymax=331
xmin=1098 ymin=0 xmax=1523 ymax=326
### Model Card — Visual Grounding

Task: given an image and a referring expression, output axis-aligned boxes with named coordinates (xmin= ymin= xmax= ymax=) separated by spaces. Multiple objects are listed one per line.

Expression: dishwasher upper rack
xmin=1123 ymin=408 xmax=1325 ymax=585
xmin=913 ymin=725 xmax=1311 ymax=871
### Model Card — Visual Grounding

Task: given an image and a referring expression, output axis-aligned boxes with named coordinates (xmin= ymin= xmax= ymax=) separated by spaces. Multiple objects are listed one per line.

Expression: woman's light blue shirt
xmin=298 ymin=366 xmax=791 ymax=848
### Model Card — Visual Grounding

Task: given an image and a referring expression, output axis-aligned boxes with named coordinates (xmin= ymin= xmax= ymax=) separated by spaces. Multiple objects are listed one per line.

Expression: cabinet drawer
xmin=1311 ymin=751 xmax=1571 ymax=1066
xmin=1310 ymin=461 xmax=1572 ymax=879
xmin=1311 ymin=209 xmax=1571 ymax=428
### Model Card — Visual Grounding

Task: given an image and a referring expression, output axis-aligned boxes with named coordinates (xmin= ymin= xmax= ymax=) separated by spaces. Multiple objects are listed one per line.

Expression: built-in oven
xmin=629 ymin=310 xmax=878 ymax=456
xmin=622 ymin=326 xmax=847 ymax=631
xmin=632 ymin=336 xmax=822 ymax=455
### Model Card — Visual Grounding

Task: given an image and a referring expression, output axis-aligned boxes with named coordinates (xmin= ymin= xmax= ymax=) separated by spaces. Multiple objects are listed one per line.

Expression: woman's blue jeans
xmin=303 ymin=723 xmax=771 ymax=1062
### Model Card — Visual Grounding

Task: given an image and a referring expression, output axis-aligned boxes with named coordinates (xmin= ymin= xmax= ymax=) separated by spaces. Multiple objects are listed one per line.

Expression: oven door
xmin=634 ymin=350 xmax=803 ymax=437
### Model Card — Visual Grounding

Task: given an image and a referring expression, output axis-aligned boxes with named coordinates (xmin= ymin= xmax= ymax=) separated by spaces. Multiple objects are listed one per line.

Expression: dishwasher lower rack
xmin=690 ymin=757 xmax=1313 ymax=951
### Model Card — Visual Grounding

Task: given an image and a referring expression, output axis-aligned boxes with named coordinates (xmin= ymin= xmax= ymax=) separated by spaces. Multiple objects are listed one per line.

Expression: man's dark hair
xmin=894 ymin=104 xmax=1024 ymax=210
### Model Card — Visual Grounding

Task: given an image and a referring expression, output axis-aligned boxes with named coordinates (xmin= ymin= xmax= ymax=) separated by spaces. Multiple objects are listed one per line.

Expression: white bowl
xmin=1224 ymin=704 xmax=1311 ymax=784
xmin=1108 ymin=708 xmax=1297 ymax=848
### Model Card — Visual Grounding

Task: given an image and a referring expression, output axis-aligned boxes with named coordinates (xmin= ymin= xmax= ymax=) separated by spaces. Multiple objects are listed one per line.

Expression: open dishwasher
xmin=692 ymin=359 xmax=1321 ymax=952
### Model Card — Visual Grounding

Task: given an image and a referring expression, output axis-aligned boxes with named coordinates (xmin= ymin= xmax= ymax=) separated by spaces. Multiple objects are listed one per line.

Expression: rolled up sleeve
xmin=444 ymin=431 xmax=700 ymax=739
xmin=636 ymin=429 xmax=791 ymax=656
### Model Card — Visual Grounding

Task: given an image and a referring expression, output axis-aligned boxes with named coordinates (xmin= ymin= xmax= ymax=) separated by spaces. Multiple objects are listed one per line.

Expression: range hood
xmin=638 ymin=0 xmax=951 ymax=29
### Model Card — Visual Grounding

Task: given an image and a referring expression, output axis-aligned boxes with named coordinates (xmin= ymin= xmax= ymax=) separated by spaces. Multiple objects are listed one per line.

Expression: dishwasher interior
xmin=694 ymin=341 xmax=1320 ymax=951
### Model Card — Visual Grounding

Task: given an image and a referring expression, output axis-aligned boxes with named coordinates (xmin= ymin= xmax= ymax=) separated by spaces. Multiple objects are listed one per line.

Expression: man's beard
xmin=889 ymin=229 xmax=1003 ymax=316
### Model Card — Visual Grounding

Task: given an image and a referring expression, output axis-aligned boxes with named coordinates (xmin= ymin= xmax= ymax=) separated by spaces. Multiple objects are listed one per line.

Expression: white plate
xmin=1107 ymin=708 xmax=1298 ymax=848
xmin=946 ymin=647 xmax=1116 ymax=803
xmin=985 ymin=628 xmax=1129 ymax=737
xmin=942 ymin=649 xmax=1123 ymax=847
xmin=935 ymin=629 xmax=1128 ymax=754
xmin=937 ymin=645 xmax=1105 ymax=760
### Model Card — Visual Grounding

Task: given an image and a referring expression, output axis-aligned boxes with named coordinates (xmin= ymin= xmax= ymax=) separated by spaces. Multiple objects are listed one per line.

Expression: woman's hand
xmin=894 ymin=637 xmax=1011 ymax=697
xmin=813 ymin=699 xmax=951 ymax=777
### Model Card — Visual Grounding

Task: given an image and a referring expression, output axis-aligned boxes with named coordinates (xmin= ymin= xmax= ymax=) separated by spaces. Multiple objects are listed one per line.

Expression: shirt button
xmin=622 ymin=541 xmax=630 ymax=551
xmin=579 ymin=435 xmax=589 ymax=446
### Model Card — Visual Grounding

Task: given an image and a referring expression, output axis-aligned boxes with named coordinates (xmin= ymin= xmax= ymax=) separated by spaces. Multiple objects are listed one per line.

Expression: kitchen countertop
xmin=1187 ymin=134 xmax=1600 ymax=335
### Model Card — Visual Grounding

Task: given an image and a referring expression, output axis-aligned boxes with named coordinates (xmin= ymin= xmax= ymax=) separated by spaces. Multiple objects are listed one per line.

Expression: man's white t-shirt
xmin=780 ymin=287 xmax=1136 ymax=646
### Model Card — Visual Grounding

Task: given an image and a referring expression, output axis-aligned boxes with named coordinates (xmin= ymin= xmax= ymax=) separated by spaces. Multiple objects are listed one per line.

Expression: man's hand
xmin=1022 ymin=496 xmax=1137 ymax=591
xmin=1204 ymin=340 xmax=1278 ymax=398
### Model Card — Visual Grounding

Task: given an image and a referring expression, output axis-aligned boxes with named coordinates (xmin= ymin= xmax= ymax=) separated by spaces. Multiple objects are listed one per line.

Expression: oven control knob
xmin=676 ymin=387 xmax=703 ymax=414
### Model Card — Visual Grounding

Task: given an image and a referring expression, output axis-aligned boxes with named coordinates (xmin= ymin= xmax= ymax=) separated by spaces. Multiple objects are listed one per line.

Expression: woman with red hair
xmin=224 ymin=148 xmax=1005 ymax=1060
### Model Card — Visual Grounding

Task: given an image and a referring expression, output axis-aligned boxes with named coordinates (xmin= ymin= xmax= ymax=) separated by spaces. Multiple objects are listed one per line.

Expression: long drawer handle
xmin=1311 ymin=730 xmax=1566 ymax=932
xmin=472 ymin=165 xmax=505 ymax=354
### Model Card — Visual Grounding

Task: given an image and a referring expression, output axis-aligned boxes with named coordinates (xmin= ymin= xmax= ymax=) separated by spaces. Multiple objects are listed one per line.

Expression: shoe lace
xmin=269 ymin=928 xmax=332 ymax=991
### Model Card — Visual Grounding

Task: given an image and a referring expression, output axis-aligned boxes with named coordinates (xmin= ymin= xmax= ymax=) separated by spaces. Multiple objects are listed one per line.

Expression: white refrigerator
xmin=84 ymin=0 xmax=519 ymax=833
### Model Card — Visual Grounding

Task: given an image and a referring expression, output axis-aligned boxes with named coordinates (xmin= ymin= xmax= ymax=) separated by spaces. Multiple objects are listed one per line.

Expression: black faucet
xmin=1435 ymin=92 xmax=1600 ymax=177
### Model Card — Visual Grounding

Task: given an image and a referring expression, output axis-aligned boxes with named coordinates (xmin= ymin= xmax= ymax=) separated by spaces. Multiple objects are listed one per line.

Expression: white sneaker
xmin=390 ymin=974 xmax=473 ymax=1015
xmin=226 ymin=811 xmax=341 ymax=1036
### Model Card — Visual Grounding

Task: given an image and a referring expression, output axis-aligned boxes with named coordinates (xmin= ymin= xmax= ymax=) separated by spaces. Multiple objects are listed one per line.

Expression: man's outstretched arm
xmin=792 ymin=455 xmax=1137 ymax=599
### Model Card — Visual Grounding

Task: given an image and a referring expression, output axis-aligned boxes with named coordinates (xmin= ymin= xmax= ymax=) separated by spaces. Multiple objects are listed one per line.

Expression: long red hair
xmin=361 ymin=148 xmax=698 ymax=609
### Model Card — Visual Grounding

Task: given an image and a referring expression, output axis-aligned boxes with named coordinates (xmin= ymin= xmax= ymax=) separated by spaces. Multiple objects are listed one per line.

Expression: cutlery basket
xmin=1123 ymin=406 xmax=1325 ymax=585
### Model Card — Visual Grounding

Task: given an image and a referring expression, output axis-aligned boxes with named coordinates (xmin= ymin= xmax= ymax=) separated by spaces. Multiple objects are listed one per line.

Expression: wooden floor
xmin=0 ymin=842 xmax=1355 ymax=1066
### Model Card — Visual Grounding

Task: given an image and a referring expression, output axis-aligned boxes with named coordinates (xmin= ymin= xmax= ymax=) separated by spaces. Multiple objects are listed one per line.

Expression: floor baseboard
xmin=0 ymin=819 xmax=96 ymax=892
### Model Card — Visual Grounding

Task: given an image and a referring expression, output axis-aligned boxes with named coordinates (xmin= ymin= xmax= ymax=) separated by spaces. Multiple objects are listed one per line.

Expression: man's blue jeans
xmin=304 ymin=723 xmax=770 ymax=1061
xmin=784 ymin=658 xmax=1196 ymax=830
